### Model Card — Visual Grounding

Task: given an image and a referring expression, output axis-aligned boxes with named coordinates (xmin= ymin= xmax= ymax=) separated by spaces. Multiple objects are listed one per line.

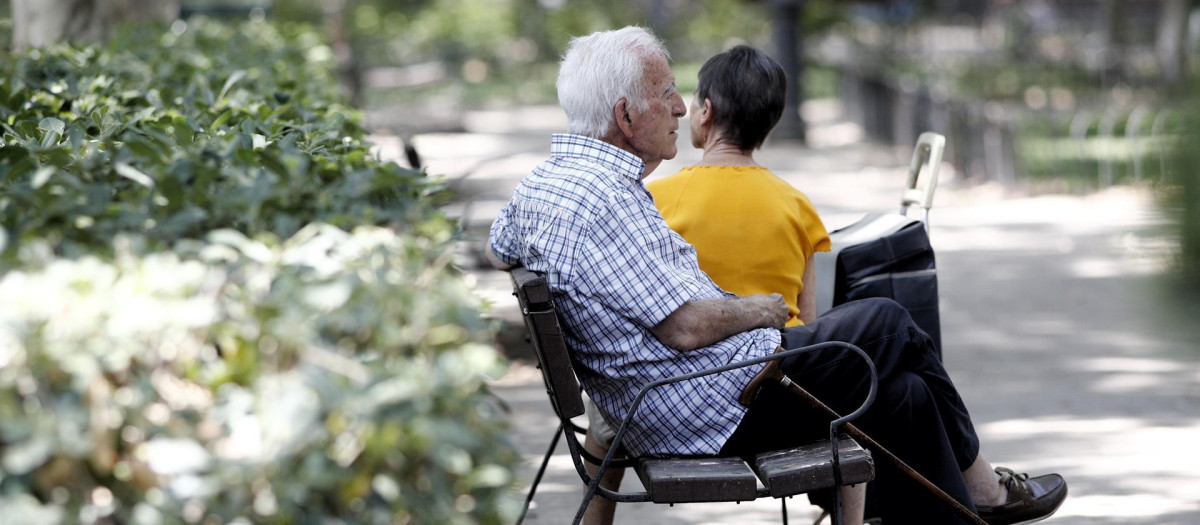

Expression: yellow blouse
xmin=646 ymin=165 xmax=830 ymax=327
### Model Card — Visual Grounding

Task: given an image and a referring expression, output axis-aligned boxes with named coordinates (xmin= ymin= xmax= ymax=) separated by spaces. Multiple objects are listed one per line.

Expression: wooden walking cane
xmin=739 ymin=359 xmax=988 ymax=525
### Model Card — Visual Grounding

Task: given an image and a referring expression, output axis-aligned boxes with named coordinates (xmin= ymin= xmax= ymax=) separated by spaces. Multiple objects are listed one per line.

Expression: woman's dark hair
xmin=695 ymin=45 xmax=787 ymax=151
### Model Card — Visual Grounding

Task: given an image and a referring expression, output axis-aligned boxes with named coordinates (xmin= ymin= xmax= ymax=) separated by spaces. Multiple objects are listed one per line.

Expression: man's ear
xmin=613 ymin=98 xmax=635 ymax=138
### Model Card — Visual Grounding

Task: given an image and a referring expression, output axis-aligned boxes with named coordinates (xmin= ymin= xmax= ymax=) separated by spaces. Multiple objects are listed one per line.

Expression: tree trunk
xmin=646 ymin=0 xmax=668 ymax=36
xmin=514 ymin=0 xmax=553 ymax=61
xmin=1098 ymin=0 xmax=1127 ymax=84
xmin=12 ymin=0 xmax=178 ymax=51
xmin=12 ymin=0 xmax=108 ymax=51
xmin=322 ymin=0 xmax=363 ymax=107
xmin=1157 ymin=0 xmax=1193 ymax=86
xmin=770 ymin=0 xmax=806 ymax=143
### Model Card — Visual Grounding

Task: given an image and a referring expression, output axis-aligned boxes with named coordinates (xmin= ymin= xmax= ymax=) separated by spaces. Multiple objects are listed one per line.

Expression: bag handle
xmin=900 ymin=132 xmax=946 ymax=231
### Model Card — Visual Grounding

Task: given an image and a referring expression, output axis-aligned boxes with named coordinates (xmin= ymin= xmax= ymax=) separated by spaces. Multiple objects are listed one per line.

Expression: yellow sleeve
xmin=796 ymin=191 xmax=831 ymax=254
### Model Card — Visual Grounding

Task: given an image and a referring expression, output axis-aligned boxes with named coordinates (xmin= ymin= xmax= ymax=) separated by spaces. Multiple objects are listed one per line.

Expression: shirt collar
xmin=550 ymin=133 xmax=647 ymax=181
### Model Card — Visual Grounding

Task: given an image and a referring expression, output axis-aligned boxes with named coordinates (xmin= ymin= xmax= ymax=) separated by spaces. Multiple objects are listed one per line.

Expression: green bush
xmin=0 ymin=226 xmax=516 ymax=524
xmin=0 ymin=19 xmax=442 ymax=262
xmin=0 ymin=18 xmax=519 ymax=524
xmin=1161 ymin=84 xmax=1200 ymax=285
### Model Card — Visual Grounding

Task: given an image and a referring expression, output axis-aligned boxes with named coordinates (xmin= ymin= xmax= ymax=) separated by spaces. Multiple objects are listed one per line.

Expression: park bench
xmin=509 ymin=266 xmax=878 ymax=524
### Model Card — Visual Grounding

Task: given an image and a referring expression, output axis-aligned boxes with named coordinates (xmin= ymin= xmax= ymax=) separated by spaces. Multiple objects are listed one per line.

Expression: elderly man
xmin=487 ymin=27 xmax=1066 ymax=525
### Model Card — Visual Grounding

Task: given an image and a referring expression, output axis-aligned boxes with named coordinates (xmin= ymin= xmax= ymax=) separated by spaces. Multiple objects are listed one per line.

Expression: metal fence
xmin=834 ymin=67 xmax=1176 ymax=190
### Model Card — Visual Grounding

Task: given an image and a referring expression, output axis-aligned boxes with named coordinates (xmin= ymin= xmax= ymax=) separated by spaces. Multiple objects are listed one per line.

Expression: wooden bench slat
xmin=753 ymin=438 xmax=875 ymax=498
xmin=512 ymin=267 xmax=586 ymax=419
xmin=636 ymin=457 xmax=759 ymax=504
xmin=525 ymin=310 xmax=585 ymax=418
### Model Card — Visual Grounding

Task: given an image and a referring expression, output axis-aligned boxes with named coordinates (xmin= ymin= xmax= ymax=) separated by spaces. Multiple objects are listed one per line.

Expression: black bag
xmin=834 ymin=217 xmax=941 ymax=359
xmin=813 ymin=132 xmax=947 ymax=360
xmin=815 ymin=213 xmax=942 ymax=360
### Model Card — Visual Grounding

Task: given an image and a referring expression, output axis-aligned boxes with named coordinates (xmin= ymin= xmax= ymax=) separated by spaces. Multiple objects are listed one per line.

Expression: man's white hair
xmin=556 ymin=27 xmax=670 ymax=139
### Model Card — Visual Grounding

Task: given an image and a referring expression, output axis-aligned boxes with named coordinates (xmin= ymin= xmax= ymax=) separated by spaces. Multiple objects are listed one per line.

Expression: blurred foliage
xmin=269 ymin=0 xmax=844 ymax=106
xmin=1160 ymin=79 xmax=1200 ymax=285
xmin=0 ymin=226 xmax=516 ymax=524
xmin=0 ymin=18 xmax=441 ymax=261
xmin=0 ymin=17 xmax=518 ymax=524
xmin=814 ymin=5 xmax=1200 ymax=195
xmin=1014 ymin=110 xmax=1176 ymax=192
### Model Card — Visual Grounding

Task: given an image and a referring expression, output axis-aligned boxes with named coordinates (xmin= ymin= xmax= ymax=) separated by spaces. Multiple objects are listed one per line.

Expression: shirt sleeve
xmin=797 ymin=192 xmax=831 ymax=254
xmin=570 ymin=192 xmax=703 ymax=328
xmin=488 ymin=202 xmax=522 ymax=266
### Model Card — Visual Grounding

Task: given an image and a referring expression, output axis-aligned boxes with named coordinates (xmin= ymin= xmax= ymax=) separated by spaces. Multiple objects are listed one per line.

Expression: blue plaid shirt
xmin=490 ymin=134 xmax=781 ymax=456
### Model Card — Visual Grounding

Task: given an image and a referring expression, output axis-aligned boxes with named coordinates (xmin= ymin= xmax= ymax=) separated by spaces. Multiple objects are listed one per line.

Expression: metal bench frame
xmin=509 ymin=267 xmax=879 ymax=525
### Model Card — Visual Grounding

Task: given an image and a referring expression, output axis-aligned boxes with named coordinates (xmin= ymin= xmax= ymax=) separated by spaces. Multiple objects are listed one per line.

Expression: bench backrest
xmin=511 ymin=267 xmax=586 ymax=419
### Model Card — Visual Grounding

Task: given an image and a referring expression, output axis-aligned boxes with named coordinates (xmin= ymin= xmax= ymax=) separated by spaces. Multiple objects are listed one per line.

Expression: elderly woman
xmin=645 ymin=42 xmax=849 ymax=518
xmin=647 ymin=45 xmax=829 ymax=328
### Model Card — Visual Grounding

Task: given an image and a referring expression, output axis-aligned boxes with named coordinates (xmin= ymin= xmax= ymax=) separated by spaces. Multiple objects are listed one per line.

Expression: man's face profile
xmin=624 ymin=53 xmax=687 ymax=172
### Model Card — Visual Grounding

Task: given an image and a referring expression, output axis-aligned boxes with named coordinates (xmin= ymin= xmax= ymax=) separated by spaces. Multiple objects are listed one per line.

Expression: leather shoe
xmin=977 ymin=467 xmax=1068 ymax=525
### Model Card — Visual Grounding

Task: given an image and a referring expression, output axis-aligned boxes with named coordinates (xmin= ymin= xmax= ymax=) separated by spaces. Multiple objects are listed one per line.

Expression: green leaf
xmin=0 ymin=144 xmax=31 ymax=167
xmin=217 ymin=70 xmax=247 ymax=102
xmin=114 ymin=162 xmax=155 ymax=188
xmin=31 ymin=166 xmax=55 ymax=189
xmin=234 ymin=147 xmax=257 ymax=165
xmin=34 ymin=146 xmax=73 ymax=168
xmin=258 ymin=150 xmax=289 ymax=180
xmin=124 ymin=136 xmax=165 ymax=165
xmin=210 ymin=109 xmax=233 ymax=131
xmin=0 ymin=145 xmax=35 ymax=180
xmin=37 ymin=117 xmax=65 ymax=136
xmin=171 ymin=116 xmax=194 ymax=147
xmin=39 ymin=118 xmax=66 ymax=148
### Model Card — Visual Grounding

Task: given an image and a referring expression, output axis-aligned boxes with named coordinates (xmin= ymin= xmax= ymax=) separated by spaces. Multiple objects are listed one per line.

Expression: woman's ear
xmin=698 ymin=98 xmax=713 ymax=126
xmin=614 ymin=97 xmax=635 ymax=138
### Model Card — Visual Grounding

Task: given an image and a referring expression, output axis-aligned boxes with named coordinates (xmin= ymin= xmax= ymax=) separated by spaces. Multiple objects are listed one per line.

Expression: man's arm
xmin=797 ymin=255 xmax=818 ymax=325
xmin=484 ymin=243 xmax=514 ymax=271
xmin=650 ymin=293 xmax=788 ymax=352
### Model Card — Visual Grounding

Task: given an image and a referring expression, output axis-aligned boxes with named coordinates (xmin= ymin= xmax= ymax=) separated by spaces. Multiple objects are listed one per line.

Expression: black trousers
xmin=720 ymin=298 xmax=981 ymax=524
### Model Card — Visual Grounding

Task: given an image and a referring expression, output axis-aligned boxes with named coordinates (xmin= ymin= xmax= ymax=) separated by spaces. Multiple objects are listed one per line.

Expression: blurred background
xmin=6 ymin=0 xmax=1200 ymax=274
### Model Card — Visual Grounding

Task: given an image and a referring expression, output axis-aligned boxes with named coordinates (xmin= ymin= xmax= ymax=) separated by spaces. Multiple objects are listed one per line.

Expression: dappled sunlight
xmin=930 ymin=178 xmax=1199 ymax=523
xmin=934 ymin=187 xmax=1163 ymax=230
xmin=1090 ymin=373 xmax=1164 ymax=393
xmin=1069 ymin=256 xmax=1155 ymax=279
xmin=980 ymin=417 xmax=1143 ymax=437
xmin=664 ymin=500 xmax=820 ymax=525
xmin=413 ymin=132 xmax=515 ymax=163
xmin=463 ymin=106 xmax=568 ymax=134
xmin=977 ymin=416 xmax=1200 ymax=520
xmin=806 ymin=121 xmax=866 ymax=148
xmin=1011 ymin=316 xmax=1078 ymax=337
xmin=1076 ymin=329 xmax=1183 ymax=355
xmin=462 ymin=152 xmax=547 ymax=181
xmin=1056 ymin=494 xmax=1200 ymax=521
xmin=932 ymin=225 xmax=1053 ymax=253
xmin=1078 ymin=356 xmax=1197 ymax=395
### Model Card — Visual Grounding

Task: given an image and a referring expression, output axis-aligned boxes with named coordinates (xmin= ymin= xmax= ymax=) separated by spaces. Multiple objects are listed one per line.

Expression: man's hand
xmin=744 ymin=293 xmax=789 ymax=330
xmin=650 ymin=294 xmax=788 ymax=352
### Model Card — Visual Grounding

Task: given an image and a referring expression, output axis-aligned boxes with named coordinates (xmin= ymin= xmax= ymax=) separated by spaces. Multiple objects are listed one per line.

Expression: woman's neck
xmin=697 ymin=139 xmax=757 ymax=167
